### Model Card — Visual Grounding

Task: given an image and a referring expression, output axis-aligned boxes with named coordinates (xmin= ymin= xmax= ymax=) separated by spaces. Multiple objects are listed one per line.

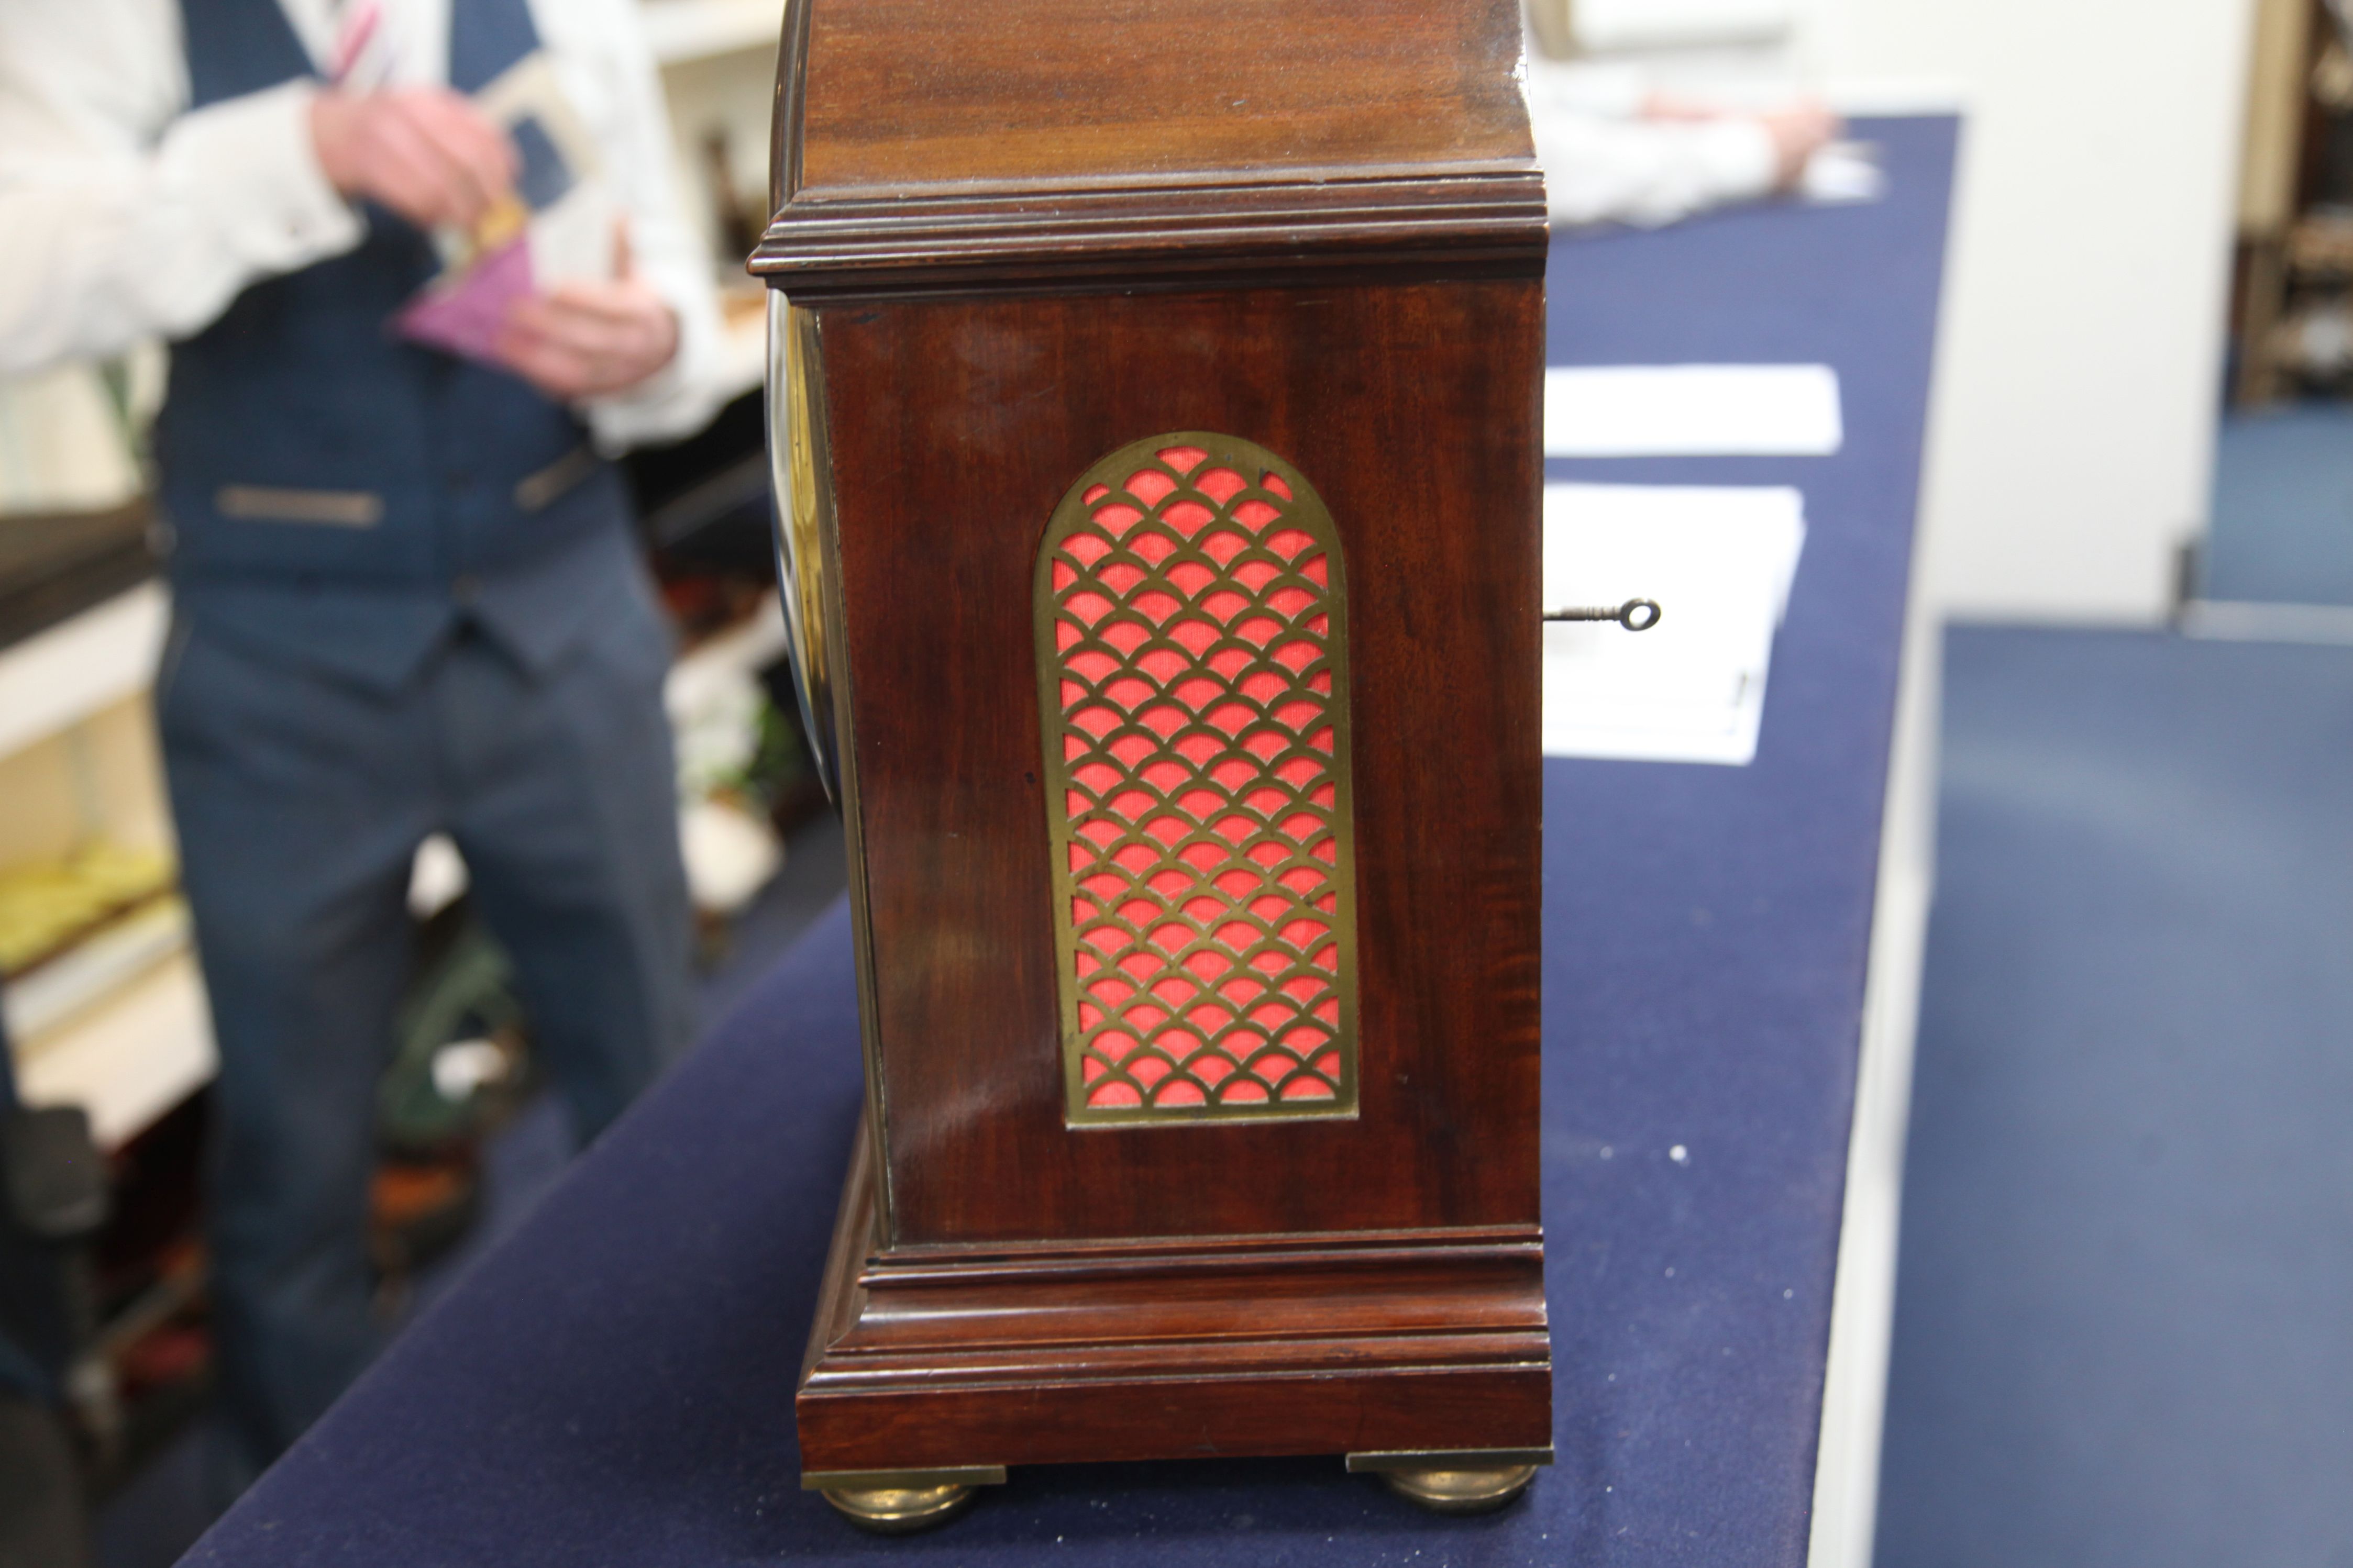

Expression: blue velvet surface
xmin=183 ymin=117 xmax=1954 ymax=1567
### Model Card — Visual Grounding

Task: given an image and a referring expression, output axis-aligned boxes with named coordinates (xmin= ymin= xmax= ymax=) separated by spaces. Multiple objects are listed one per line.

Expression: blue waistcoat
xmin=160 ymin=0 xmax=636 ymax=690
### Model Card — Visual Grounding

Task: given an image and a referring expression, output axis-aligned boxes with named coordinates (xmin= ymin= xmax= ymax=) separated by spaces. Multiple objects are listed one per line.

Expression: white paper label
xmin=1542 ymin=483 xmax=1807 ymax=766
xmin=1544 ymin=364 xmax=1843 ymax=457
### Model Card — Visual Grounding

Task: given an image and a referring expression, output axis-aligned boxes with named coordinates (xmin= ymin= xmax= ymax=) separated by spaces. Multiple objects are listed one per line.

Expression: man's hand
xmin=310 ymin=88 xmax=517 ymax=232
xmin=1758 ymin=102 xmax=1839 ymax=190
xmin=1641 ymin=91 xmax=1841 ymax=192
xmin=494 ymin=224 xmax=680 ymax=401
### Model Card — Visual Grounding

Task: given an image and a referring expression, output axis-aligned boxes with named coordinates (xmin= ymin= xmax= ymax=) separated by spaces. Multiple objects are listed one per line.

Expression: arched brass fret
xmin=1034 ymin=434 xmax=1360 ymax=1126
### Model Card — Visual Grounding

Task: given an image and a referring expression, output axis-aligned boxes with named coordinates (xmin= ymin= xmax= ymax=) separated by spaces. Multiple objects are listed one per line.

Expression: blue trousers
xmin=158 ymin=578 xmax=694 ymax=1470
xmin=0 ymin=1030 xmax=74 ymax=1407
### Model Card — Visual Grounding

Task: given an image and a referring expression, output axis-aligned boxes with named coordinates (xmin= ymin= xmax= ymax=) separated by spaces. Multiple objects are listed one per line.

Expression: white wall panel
xmin=1802 ymin=0 xmax=2257 ymax=621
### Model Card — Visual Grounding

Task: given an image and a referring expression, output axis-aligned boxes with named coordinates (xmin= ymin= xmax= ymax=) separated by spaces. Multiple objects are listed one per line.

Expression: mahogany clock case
xmin=754 ymin=0 xmax=1554 ymax=1484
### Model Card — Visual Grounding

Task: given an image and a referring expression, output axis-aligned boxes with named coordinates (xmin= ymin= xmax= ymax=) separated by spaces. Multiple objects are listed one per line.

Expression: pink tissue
xmin=395 ymin=238 xmax=533 ymax=365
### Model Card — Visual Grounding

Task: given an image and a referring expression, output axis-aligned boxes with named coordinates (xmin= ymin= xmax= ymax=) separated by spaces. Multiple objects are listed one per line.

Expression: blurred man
xmin=1522 ymin=41 xmax=1841 ymax=228
xmin=0 ymin=0 xmax=720 ymax=1480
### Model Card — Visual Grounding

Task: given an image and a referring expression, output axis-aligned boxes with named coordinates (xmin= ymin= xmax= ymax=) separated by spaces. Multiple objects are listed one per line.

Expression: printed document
xmin=1542 ymin=483 xmax=1807 ymax=766
xmin=1543 ymin=364 xmax=1842 ymax=457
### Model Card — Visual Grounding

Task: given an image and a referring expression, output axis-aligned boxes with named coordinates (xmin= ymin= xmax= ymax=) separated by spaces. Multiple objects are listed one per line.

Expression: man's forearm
xmin=0 ymin=83 xmax=363 ymax=375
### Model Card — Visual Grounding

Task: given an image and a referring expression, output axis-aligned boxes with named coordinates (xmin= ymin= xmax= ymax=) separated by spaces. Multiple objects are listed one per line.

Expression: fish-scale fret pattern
xmin=1036 ymin=437 xmax=1358 ymax=1122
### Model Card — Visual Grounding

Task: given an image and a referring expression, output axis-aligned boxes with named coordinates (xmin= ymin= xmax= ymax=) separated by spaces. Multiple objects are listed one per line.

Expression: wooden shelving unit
xmin=1 ymin=571 xmax=201 ymax=1155
xmin=0 ymin=578 xmax=166 ymax=759
xmin=2232 ymin=0 xmax=2332 ymax=404
xmin=13 ymin=953 xmax=213 ymax=1153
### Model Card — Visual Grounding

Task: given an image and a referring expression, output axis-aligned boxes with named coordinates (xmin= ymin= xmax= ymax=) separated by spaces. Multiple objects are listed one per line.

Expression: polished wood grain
xmin=753 ymin=0 xmax=1545 ymax=296
xmin=749 ymin=175 xmax=1548 ymax=299
xmin=767 ymin=0 xmax=1552 ymax=1481
xmin=797 ymin=1126 xmax=1552 ymax=1474
xmin=785 ymin=0 xmax=1533 ymax=202
xmin=818 ymin=277 xmax=1543 ymax=1248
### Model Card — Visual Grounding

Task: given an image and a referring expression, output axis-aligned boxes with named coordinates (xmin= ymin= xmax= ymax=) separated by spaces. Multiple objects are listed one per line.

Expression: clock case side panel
xmin=810 ymin=279 xmax=1545 ymax=1251
xmin=772 ymin=297 xmax=899 ymax=1240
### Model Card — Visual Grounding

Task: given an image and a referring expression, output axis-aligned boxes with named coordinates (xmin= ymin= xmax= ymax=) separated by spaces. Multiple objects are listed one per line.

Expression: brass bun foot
xmin=819 ymin=1483 xmax=979 ymax=1533
xmin=1377 ymin=1463 xmax=1539 ymax=1514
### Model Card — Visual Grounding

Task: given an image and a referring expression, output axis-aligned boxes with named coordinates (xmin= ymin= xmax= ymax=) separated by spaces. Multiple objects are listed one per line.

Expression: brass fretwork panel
xmin=1035 ymin=434 xmax=1359 ymax=1124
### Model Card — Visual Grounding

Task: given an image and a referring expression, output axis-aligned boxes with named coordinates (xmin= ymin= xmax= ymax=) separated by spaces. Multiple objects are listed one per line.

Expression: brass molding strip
xmin=801 ymin=1466 xmax=1009 ymax=1491
xmin=765 ymin=291 xmax=839 ymax=801
xmin=1345 ymin=1448 xmax=1556 ymax=1473
xmin=763 ymin=295 xmax=896 ymax=1238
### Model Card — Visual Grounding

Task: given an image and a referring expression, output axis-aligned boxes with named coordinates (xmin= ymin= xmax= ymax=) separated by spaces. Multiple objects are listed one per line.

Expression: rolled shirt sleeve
xmin=0 ymin=2 xmax=365 ymax=375
xmin=156 ymin=81 xmax=366 ymax=290
xmin=3 ymin=0 xmax=725 ymax=440
xmin=1533 ymin=110 xmax=1780 ymax=231
xmin=564 ymin=0 xmax=726 ymax=451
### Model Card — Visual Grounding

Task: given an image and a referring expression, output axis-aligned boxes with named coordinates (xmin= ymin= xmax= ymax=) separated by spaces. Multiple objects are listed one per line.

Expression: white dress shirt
xmin=1523 ymin=53 xmax=1782 ymax=229
xmin=0 ymin=0 xmax=724 ymax=448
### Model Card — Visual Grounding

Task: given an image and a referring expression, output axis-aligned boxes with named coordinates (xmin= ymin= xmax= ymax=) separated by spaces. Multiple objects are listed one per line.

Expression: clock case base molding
xmin=794 ymin=1125 xmax=1555 ymax=1478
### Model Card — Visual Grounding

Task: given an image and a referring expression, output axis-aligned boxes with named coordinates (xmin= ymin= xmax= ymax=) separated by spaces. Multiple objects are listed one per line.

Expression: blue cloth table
xmin=185 ymin=116 xmax=1955 ymax=1568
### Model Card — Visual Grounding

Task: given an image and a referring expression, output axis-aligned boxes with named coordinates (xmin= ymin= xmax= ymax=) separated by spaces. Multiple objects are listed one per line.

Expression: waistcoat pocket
xmin=215 ymin=485 xmax=386 ymax=528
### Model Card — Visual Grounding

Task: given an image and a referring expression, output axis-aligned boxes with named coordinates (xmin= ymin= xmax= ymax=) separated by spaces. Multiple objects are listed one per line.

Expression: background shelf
xmin=640 ymin=0 xmax=785 ymax=65
xmin=13 ymin=951 xmax=215 ymax=1153
xmin=0 ymin=582 xmax=168 ymax=760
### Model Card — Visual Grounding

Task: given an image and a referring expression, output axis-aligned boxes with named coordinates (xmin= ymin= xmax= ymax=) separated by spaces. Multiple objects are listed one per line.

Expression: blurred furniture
xmin=2232 ymin=0 xmax=2323 ymax=403
xmin=0 ymin=503 xmax=152 ymax=650
xmin=0 ymin=568 xmax=194 ymax=1158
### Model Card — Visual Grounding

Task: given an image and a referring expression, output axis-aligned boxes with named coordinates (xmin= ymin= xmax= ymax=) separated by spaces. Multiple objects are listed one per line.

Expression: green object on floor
xmin=378 ymin=922 xmax=532 ymax=1157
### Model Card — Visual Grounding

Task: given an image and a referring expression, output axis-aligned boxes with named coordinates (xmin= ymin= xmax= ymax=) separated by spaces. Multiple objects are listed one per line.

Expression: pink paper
xmin=395 ymin=239 xmax=533 ymax=365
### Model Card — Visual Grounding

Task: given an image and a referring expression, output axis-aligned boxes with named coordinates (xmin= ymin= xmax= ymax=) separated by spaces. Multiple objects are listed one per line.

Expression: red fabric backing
xmin=1044 ymin=443 xmax=1347 ymax=1113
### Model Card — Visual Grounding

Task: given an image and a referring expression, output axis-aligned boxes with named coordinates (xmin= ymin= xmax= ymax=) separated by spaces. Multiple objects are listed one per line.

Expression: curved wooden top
xmin=786 ymin=0 xmax=1533 ymax=201
xmin=753 ymin=0 xmax=1544 ymax=295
